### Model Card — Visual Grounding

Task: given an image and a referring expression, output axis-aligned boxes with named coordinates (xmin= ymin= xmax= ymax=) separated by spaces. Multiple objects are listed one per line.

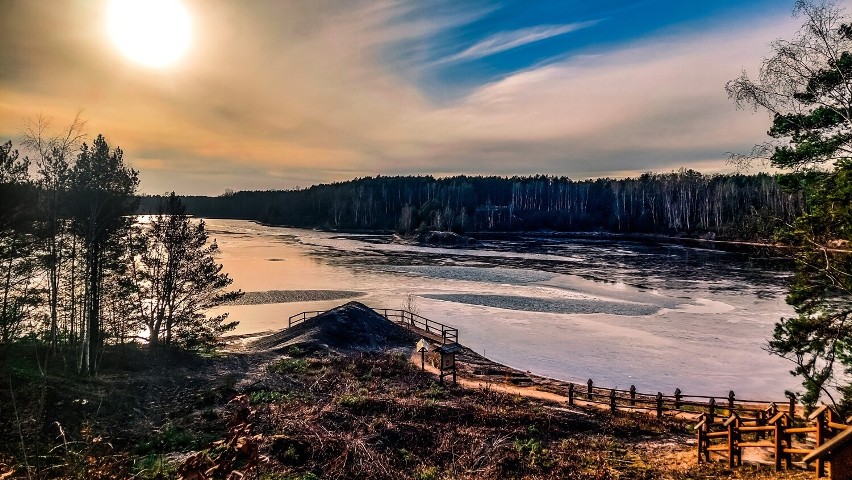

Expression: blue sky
xmin=391 ymin=0 xmax=793 ymax=100
xmin=0 ymin=0 xmax=833 ymax=194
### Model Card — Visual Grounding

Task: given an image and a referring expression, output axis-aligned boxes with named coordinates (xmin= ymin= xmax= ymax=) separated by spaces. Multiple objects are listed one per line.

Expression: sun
xmin=107 ymin=0 xmax=192 ymax=68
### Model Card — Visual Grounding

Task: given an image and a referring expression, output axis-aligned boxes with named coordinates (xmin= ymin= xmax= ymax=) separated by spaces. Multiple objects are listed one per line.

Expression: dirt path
xmin=411 ymin=354 xmax=710 ymax=422
xmin=411 ymin=357 xmax=794 ymax=467
xmin=418 ymin=359 xmax=570 ymax=403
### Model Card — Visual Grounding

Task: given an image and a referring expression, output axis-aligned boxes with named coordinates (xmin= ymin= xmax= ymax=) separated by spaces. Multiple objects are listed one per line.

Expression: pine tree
xmin=728 ymin=0 xmax=852 ymax=413
xmin=130 ymin=193 xmax=241 ymax=350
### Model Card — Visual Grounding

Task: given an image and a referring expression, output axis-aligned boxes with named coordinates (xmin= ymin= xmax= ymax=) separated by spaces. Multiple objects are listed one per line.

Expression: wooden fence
xmin=567 ymin=379 xmax=851 ymax=477
xmin=286 ymin=307 xmax=459 ymax=344
xmin=376 ymin=308 xmax=458 ymax=344
xmin=566 ymin=378 xmax=792 ymax=421
xmin=696 ymin=404 xmax=850 ymax=478
xmin=287 ymin=310 xmax=326 ymax=328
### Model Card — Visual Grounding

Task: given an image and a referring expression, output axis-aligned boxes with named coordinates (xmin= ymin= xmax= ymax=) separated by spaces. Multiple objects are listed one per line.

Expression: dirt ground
xmin=0 ymin=303 xmax=814 ymax=479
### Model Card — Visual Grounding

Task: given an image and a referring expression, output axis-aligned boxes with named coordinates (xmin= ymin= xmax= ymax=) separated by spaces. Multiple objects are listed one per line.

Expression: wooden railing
xmin=376 ymin=308 xmax=458 ymax=344
xmin=695 ymin=404 xmax=850 ymax=478
xmin=287 ymin=310 xmax=325 ymax=328
xmin=566 ymin=379 xmax=792 ymax=421
xmin=285 ymin=307 xmax=459 ymax=344
xmin=565 ymin=379 xmax=852 ymax=477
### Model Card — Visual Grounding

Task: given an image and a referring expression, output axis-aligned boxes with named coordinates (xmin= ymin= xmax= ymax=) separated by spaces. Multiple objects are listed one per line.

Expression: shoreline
xmin=227 ymin=323 xmax=792 ymax=417
xmin=243 ymin=219 xmax=795 ymax=254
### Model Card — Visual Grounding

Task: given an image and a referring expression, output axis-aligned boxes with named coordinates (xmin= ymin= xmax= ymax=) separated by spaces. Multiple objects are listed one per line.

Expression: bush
xmin=267 ymin=358 xmax=307 ymax=375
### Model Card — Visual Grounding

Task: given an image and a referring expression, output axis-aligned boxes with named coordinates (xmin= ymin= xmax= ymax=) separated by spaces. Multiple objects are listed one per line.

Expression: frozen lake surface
xmin=207 ymin=219 xmax=799 ymax=399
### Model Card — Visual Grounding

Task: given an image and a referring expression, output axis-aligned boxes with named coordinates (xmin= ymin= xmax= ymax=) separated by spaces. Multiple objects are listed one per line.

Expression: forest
xmin=142 ymin=171 xmax=806 ymax=241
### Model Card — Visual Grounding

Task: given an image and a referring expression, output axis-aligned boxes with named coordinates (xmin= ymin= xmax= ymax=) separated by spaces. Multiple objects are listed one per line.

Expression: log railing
xmin=695 ymin=404 xmax=850 ymax=478
xmin=286 ymin=307 xmax=459 ymax=344
xmin=287 ymin=310 xmax=326 ymax=328
xmin=376 ymin=308 xmax=458 ymax=344
xmin=565 ymin=378 xmax=791 ymax=421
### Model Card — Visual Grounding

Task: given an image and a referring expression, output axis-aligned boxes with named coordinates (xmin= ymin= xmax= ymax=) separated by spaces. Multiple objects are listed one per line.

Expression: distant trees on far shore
xmin=148 ymin=171 xmax=804 ymax=241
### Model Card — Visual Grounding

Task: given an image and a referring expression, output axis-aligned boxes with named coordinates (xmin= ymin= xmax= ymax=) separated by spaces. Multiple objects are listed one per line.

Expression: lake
xmin=207 ymin=219 xmax=799 ymax=399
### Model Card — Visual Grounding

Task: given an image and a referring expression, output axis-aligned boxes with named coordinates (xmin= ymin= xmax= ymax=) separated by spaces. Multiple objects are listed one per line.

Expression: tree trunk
xmin=86 ymin=242 xmax=100 ymax=375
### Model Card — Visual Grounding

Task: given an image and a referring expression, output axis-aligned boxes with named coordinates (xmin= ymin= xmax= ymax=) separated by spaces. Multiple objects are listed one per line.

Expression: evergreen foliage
xmin=0 ymin=128 xmax=240 ymax=374
xmin=128 ymin=193 xmax=241 ymax=349
xmin=728 ymin=0 xmax=852 ymax=413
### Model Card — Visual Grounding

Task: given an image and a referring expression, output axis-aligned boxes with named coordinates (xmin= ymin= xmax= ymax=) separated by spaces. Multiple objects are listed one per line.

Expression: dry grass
xmin=0 ymin=346 xmax=813 ymax=479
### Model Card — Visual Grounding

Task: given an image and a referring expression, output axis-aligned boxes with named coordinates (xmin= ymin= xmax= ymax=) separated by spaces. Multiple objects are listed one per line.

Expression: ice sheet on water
xmin=539 ymin=274 xmax=689 ymax=309
xmin=204 ymin=219 xmax=801 ymax=397
xmin=371 ymin=265 xmax=555 ymax=285
xmin=424 ymin=293 xmax=660 ymax=316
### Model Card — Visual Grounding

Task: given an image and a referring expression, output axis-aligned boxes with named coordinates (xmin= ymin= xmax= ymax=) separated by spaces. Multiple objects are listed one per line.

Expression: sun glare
xmin=107 ymin=0 xmax=192 ymax=68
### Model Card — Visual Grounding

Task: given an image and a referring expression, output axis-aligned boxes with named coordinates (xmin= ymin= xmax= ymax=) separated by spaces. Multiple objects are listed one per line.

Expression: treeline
xmin=1 ymin=130 xmax=239 ymax=376
xmin=147 ymin=171 xmax=805 ymax=240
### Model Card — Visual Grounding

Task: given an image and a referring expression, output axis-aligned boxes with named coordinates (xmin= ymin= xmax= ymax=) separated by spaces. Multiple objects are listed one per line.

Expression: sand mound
xmin=251 ymin=301 xmax=420 ymax=354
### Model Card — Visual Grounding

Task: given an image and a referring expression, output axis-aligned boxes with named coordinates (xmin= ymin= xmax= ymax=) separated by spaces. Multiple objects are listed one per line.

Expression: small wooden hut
xmin=435 ymin=343 xmax=460 ymax=385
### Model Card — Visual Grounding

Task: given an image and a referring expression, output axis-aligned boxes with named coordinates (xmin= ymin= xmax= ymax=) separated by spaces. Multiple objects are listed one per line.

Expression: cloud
xmin=444 ymin=21 xmax=600 ymax=63
xmin=370 ymin=12 xmax=795 ymax=178
xmin=0 ymin=0 xmax=804 ymax=194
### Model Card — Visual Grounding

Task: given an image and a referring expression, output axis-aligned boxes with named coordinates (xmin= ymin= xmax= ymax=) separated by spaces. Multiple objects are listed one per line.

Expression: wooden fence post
xmin=814 ymin=407 xmax=826 ymax=478
xmin=727 ymin=416 xmax=735 ymax=468
xmin=587 ymin=379 xmax=594 ymax=400
xmin=696 ymin=414 xmax=705 ymax=464
xmin=783 ymin=414 xmax=792 ymax=470
xmin=728 ymin=390 xmax=736 ymax=414
xmin=610 ymin=389 xmax=616 ymax=413
xmin=725 ymin=414 xmax=741 ymax=468
xmin=629 ymin=385 xmax=636 ymax=406
xmin=773 ymin=416 xmax=782 ymax=472
xmin=708 ymin=398 xmax=716 ymax=425
xmin=674 ymin=388 xmax=682 ymax=410
xmin=568 ymin=383 xmax=574 ymax=406
xmin=769 ymin=412 xmax=790 ymax=472
xmin=656 ymin=392 xmax=663 ymax=419
xmin=786 ymin=392 xmax=796 ymax=419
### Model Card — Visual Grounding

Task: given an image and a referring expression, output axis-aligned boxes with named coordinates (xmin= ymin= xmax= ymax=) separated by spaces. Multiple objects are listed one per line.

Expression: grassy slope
xmin=0 ymin=345 xmax=810 ymax=479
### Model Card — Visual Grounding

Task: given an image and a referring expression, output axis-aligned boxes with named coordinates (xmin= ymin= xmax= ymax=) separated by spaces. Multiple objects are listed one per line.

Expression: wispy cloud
xmin=445 ymin=21 xmax=599 ymax=63
xmin=0 ymin=0 xmax=802 ymax=195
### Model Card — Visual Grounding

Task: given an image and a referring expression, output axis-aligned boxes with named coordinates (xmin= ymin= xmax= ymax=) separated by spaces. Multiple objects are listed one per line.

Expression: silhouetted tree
xmin=68 ymin=135 xmax=139 ymax=375
xmin=129 ymin=193 xmax=241 ymax=349
xmin=20 ymin=112 xmax=85 ymax=351
xmin=0 ymin=141 xmax=39 ymax=344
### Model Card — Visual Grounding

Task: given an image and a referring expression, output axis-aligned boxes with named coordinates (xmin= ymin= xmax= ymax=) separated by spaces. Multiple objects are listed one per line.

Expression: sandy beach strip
xmin=227 ymin=289 xmax=365 ymax=306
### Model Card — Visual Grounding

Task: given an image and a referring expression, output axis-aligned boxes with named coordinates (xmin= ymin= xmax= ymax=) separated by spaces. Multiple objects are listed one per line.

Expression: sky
xmin=0 ymin=0 xmax=835 ymax=195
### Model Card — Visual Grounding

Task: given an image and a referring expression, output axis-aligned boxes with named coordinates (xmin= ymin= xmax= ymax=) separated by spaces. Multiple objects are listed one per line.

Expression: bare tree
xmin=20 ymin=111 xmax=86 ymax=351
xmin=726 ymin=0 xmax=852 ymax=170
